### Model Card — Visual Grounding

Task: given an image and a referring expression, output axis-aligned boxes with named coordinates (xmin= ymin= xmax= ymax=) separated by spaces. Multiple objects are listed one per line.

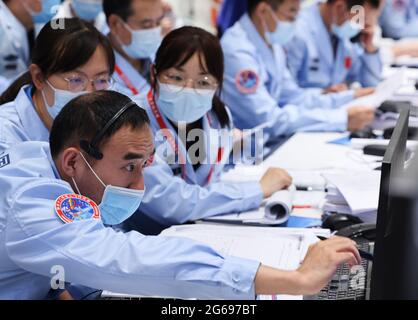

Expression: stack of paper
xmin=341 ymin=68 xmax=407 ymax=109
xmin=321 ymin=171 xmax=381 ymax=223
xmin=221 ymin=165 xmax=327 ymax=191
xmin=103 ymin=226 xmax=331 ymax=300
xmin=161 ymin=224 xmax=330 ymax=300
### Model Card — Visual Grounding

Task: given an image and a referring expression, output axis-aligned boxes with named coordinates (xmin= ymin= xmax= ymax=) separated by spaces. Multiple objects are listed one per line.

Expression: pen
xmin=292 ymin=205 xmax=314 ymax=209
xmin=295 ymin=186 xmax=314 ymax=191
xmin=316 ymin=236 xmax=374 ymax=261
xmin=296 ymin=185 xmax=328 ymax=192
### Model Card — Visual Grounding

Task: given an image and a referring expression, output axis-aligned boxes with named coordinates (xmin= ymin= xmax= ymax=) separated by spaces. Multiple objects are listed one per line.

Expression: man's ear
xmin=108 ymin=14 xmax=121 ymax=34
xmin=109 ymin=14 xmax=131 ymax=45
xmin=254 ymin=1 xmax=270 ymax=19
xmin=29 ymin=64 xmax=46 ymax=91
xmin=60 ymin=147 xmax=83 ymax=178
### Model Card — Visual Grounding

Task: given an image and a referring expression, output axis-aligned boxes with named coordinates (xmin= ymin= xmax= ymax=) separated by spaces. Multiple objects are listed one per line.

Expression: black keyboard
xmin=310 ymin=241 xmax=374 ymax=300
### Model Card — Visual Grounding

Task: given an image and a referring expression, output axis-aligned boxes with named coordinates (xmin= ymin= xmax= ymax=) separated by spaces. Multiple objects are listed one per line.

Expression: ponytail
xmin=0 ymin=72 xmax=33 ymax=105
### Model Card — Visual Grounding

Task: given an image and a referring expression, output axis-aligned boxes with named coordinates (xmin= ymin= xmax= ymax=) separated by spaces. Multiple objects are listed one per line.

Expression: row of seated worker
xmin=2 ymin=0 xmax=418 ymax=95
xmin=0 ymin=0 xmax=416 ymax=300
xmin=218 ymin=0 xmax=418 ymax=40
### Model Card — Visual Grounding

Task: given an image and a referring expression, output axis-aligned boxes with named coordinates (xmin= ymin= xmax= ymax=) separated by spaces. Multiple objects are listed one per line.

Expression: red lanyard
xmin=147 ymin=90 xmax=224 ymax=186
xmin=115 ymin=64 xmax=140 ymax=95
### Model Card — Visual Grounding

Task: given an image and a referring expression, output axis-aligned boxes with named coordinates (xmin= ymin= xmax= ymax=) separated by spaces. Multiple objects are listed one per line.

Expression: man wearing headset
xmin=0 ymin=90 xmax=360 ymax=299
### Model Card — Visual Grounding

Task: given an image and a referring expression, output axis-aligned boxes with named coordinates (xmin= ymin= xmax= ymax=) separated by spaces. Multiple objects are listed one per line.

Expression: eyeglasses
xmin=159 ymin=71 xmax=219 ymax=94
xmin=62 ymin=74 xmax=114 ymax=92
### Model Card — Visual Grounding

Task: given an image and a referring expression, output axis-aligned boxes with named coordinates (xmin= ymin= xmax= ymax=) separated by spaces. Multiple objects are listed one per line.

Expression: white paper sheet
xmin=341 ymin=68 xmax=408 ymax=109
xmin=322 ymin=171 xmax=381 ymax=214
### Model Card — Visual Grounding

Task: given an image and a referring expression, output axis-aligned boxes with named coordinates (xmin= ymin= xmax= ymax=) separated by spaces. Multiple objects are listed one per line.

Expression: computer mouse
xmin=349 ymin=129 xmax=377 ymax=139
xmin=363 ymin=144 xmax=388 ymax=157
xmin=321 ymin=214 xmax=364 ymax=232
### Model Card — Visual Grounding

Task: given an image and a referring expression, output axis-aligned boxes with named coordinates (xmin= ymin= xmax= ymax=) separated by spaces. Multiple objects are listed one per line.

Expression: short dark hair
xmin=0 ymin=18 xmax=115 ymax=105
xmin=153 ymin=26 xmax=230 ymax=128
xmin=50 ymin=91 xmax=150 ymax=159
xmin=327 ymin=0 xmax=381 ymax=9
xmin=103 ymin=0 xmax=135 ymax=22
xmin=247 ymin=0 xmax=284 ymax=15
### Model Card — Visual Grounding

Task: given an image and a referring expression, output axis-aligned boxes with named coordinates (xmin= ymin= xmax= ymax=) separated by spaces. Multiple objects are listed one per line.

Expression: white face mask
xmin=71 ymin=0 xmax=103 ymax=21
xmin=263 ymin=7 xmax=297 ymax=45
xmin=331 ymin=19 xmax=362 ymax=40
xmin=120 ymin=23 xmax=162 ymax=60
xmin=41 ymin=80 xmax=88 ymax=119
xmin=156 ymin=82 xmax=216 ymax=124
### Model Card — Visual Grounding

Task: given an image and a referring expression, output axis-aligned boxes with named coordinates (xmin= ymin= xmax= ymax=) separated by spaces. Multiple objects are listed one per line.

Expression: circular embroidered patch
xmin=55 ymin=194 xmax=100 ymax=224
xmin=235 ymin=70 xmax=260 ymax=94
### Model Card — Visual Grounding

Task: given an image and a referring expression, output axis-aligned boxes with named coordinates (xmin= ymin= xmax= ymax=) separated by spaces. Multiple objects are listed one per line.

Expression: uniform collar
xmin=15 ymin=85 xmax=50 ymax=143
xmin=45 ymin=146 xmax=61 ymax=179
xmin=239 ymin=14 xmax=280 ymax=79
xmin=307 ymin=3 xmax=334 ymax=69
xmin=114 ymin=50 xmax=150 ymax=93
xmin=149 ymin=94 xmax=223 ymax=185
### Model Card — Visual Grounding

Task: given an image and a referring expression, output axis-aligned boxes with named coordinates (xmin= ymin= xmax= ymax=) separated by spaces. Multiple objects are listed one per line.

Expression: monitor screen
xmin=371 ymin=107 xmax=410 ymax=299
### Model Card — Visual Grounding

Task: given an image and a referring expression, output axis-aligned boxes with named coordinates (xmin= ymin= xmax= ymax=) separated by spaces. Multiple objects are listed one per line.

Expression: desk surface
xmin=263 ymin=132 xmax=381 ymax=172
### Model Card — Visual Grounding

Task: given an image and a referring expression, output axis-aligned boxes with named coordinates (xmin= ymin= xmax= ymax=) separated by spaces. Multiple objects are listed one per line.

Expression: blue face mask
xmin=71 ymin=0 xmax=103 ymax=21
xmin=121 ymin=24 xmax=162 ymax=60
xmin=75 ymin=152 xmax=145 ymax=226
xmin=30 ymin=0 xmax=61 ymax=24
xmin=41 ymin=80 xmax=88 ymax=119
xmin=157 ymin=82 xmax=215 ymax=124
xmin=332 ymin=20 xmax=362 ymax=40
xmin=264 ymin=6 xmax=296 ymax=45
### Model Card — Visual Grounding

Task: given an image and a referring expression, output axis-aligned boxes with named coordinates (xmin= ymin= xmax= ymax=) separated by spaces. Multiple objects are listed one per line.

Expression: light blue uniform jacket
xmin=379 ymin=0 xmax=418 ymax=39
xmin=0 ymin=0 xmax=30 ymax=82
xmin=285 ymin=2 xmax=382 ymax=89
xmin=136 ymin=95 xmax=264 ymax=226
xmin=221 ymin=14 xmax=350 ymax=141
xmin=0 ymin=86 xmax=263 ymax=226
xmin=0 ymin=142 xmax=260 ymax=300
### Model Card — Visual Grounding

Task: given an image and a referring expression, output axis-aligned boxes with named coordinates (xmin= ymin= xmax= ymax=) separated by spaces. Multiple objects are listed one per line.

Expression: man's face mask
xmin=24 ymin=0 xmax=61 ymax=24
xmin=71 ymin=0 xmax=103 ymax=21
xmin=120 ymin=21 xmax=162 ymax=60
xmin=263 ymin=5 xmax=297 ymax=45
xmin=72 ymin=152 xmax=145 ymax=225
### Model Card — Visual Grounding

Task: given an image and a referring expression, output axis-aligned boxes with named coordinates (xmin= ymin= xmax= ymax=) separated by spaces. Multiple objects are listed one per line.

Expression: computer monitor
xmin=370 ymin=107 xmax=412 ymax=299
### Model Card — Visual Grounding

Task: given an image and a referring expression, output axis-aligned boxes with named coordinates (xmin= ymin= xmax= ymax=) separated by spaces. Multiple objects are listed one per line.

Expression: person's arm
xmin=221 ymin=50 xmax=349 ymax=140
xmin=6 ymin=181 xmax=260 ymax=300
xmin=347 ymin=23 xmax=383 ymax=87
xmin=255 ymin=236 xmax=361 ymax=295
xmin=140 ymin=156 xmax=291 ymax=225
xmin=7 ymin=181 xmax=361 ymax=299
xmin=0 ymin=118 xmax=28 ymax=155
xmin=392 ymin=40 xmax=418 ymax=57
xmin=279 ymin=64 xmax=355 ymax=109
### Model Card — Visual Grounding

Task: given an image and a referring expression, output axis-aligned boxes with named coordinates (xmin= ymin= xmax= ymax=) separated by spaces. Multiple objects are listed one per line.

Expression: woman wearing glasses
xmin=0 ymin=18 xmax=115 ymax=153
xmin=127 ymin=26 xmax=292 ymax=230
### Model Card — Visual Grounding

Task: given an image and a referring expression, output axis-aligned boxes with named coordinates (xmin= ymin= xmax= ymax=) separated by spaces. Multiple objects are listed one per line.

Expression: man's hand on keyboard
xmin=295 ymin=236 xmax=361 ymax=295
